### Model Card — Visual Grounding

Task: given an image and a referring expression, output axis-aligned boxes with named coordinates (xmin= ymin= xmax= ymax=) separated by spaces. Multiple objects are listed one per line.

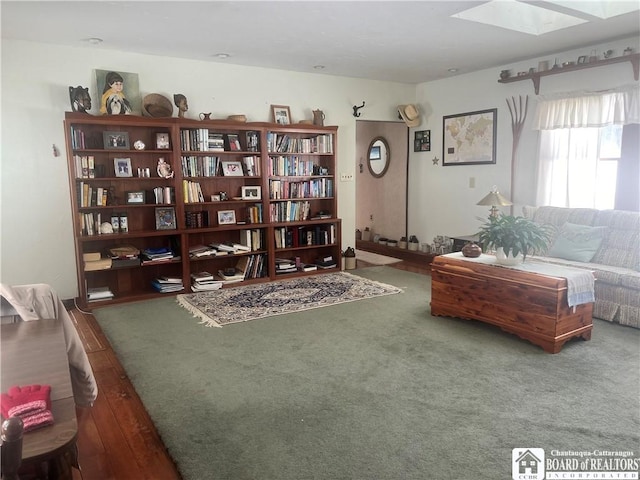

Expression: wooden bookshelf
xmin=64 ymin=113 xmax=341 ymax=307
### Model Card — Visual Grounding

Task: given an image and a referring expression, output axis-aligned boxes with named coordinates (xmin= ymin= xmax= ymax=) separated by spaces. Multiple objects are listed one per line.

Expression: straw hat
xmin=142 ymin=94 xmax=173 ymax=117
xmin=397 ymin=104 xmax=421 ymax=127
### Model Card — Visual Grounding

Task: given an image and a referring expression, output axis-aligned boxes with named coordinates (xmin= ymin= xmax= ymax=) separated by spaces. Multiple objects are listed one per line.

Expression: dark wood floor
xmin=70 ymin=260 xmax=429 ymax=479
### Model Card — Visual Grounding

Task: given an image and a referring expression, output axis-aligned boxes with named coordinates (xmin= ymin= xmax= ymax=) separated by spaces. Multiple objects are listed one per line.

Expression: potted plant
xmin=477 ymin=214 xmax=551 ymax=265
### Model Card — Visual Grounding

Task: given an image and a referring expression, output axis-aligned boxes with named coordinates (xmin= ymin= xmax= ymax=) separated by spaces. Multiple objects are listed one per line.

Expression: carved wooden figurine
xmin=173 ymin=94 xmax=188 ymax=118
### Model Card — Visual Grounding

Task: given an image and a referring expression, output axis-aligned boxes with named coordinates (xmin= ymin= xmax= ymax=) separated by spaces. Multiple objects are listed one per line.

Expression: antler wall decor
xmin=506 ymin=95 xmax=529 ymax=215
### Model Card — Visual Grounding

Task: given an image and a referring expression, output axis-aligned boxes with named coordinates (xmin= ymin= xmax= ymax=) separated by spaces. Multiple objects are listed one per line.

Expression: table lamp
xmin=477 ymin=186 xmax=512 ymax=218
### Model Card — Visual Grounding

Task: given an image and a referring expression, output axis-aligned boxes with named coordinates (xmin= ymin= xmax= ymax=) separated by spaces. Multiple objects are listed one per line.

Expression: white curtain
xmin=533 ymin=86 xmax=640 ymax=129
xmin=533 ymin=86 xmax=639 ymax=207
xmin=536 ymin=128 xmax=602 ymax=207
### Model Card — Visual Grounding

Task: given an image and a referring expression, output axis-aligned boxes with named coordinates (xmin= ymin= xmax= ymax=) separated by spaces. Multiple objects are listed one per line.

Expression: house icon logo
xmin=512 ymin=448 xmax=545 ymax=480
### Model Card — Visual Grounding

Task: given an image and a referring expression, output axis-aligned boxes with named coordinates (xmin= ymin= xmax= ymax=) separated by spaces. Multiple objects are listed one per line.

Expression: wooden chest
xmin=430 ymin=254 xmax=593 ymax=353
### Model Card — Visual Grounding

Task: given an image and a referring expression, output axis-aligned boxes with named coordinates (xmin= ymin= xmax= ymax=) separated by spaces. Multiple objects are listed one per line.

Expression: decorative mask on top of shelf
xmin=69 ymin=86 xmax=91 ymax=113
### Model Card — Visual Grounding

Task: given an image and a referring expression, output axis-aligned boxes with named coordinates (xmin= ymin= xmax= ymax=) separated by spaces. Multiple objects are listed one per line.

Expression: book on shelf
xmin=87 ymin=286 xmax=114 ymax=301
xmin=315 ymin=255 xmax=337 ymax=269
xmin=157 ymin=276 xmax=183 ymax=284
xmin=275 ymin=257 xmax=297 ymax=274
xmin=208 ymin=242 xmax=236 ymax=253
xmin=151 ymin=278 xmax=184 ymax=293
xmin=226 ymin=134 xmax=241 ymax=151
xmin=84 ymin=257 xmax=112 ymax=271
xmin=191 ymin=271 xmax=215 ymax=282
xmin=189 ymin=245 xmax=216 ymax=257
xmin=217 ymin=269 xmax=245 ymax=282
xmin=191 ymin=281 xmax=222 ymax=292
xmin=83 ymin=251 xmax=101 ymax=262
xmin=109 ymin=245 xmax=140 ymax=258
xmin=300 ymin=263 xmax=318 ymax=272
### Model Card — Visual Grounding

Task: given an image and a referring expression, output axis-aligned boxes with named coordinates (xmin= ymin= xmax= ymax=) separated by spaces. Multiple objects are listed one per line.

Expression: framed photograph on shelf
xmin=217 ymin=210 xmax=236 ymax=225
xmin=155 ymin=207 xmax=177 ymax=230
xmin=241 ymin=185 xmax=262 ymax=200
xmin=221 ymin=160 xmax=244 ymax=176
xmin=442 ymin=108 xmax=497 ymax=166
xmin=126 ymin=190 xmax=145 ymax=204
xmin=414 ymin=130 xmax=431 ymax=152
xmin=103 ymin=131 xmax=130 ymax=150
xmin=114 ymin=158 xmax=133 ymax=177
xmin=271 ymin=105 xmax=291 ymax=125
xmin=156 ymin=132 xmax=170 ymax=149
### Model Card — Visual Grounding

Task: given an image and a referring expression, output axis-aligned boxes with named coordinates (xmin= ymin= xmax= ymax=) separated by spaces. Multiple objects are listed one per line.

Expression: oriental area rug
xmin=176 ymin=271 xmax=402 ymax=327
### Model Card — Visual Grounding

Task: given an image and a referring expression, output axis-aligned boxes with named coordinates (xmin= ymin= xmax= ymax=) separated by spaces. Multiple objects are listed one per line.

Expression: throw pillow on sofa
xmin=547 ymin=222 xmax=607 ymax=263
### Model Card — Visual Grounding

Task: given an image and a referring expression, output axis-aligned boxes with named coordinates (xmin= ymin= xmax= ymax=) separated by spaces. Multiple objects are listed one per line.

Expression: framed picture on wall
xmin=442 ymin=108 xmax=497 ymax=166
xmin=414 ymin=130 xmax=431 ymax=152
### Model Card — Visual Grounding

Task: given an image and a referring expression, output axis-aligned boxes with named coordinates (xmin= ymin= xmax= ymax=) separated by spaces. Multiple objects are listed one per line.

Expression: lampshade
xmin=477 ymin=186 xmax=512 ymax=218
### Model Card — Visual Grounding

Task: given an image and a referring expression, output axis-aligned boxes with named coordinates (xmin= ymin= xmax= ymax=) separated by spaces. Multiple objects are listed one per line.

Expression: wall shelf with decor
xmin=64 ymin=112 xmax=340 ymax=307
xmin=498 ymin=53 xmax=639 ymax=94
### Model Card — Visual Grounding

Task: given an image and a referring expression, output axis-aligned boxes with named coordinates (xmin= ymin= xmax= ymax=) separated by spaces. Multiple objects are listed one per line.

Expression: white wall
xmin=0 ymin=39 xmax=415 ymax=299
xmin=408 ymin=37 xmax=639 ymax=246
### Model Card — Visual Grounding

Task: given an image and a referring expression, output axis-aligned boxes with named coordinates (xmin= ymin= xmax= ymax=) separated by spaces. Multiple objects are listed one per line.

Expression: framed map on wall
xmin=442 ymin=108 xmax=497 ymax=166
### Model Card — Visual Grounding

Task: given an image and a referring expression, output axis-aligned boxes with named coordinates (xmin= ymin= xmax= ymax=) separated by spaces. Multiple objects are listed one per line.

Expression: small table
xmin=1 ymin=319 xmax=78 ymax=469
xmin=430 ymin=253 xmax=593 ymax=353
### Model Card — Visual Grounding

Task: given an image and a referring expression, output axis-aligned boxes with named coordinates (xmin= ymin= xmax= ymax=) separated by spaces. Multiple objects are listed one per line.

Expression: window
xmin=533 ymin=86 xmax=637 ymax=210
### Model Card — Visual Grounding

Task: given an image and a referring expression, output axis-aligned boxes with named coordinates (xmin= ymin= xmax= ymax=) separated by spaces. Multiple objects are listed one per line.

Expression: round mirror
xmin=367 ymin=137 xmax=390 ymax=178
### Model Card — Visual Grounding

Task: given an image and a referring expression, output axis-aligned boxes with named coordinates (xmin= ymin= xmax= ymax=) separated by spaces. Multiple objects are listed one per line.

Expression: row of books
xmin=269 ymin=178 xmax=334 ymax=200
xmin=183 ymin=180 xmax=205 ymax=203
xmin=185 ymin=210 xmax=209 ymax=229
xmin=274 ymin=224 xmax=337 ymax=249
xmin=78 ymin=182 xmax=109 ymax=207
xmin=266 ymin=133 xmax=334 ymax=154
xmin=234 ymin=254 xmax=268 ymax=280
xmin=269 ymin=201 xmax=311 ymax=223
xmin=188 ymin=240 xmax=253 ymax=258
xmin=268 ymin=156 xmax=326 ymax=176
xmin=180 ymin=155 xmax=261 ymax=177
xmin=153 ymin=186 xmax=175 ymax=205
xmin=73 ymin=155 xmax=96 ymax=178
xmin=70 ymin=126 xmax=87 ymax=150
xmin=180 ymin=130 xmax=250 ymax=152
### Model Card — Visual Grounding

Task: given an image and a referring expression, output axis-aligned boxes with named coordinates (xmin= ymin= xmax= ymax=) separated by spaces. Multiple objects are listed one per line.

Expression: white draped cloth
xmin=533 ymin=85 xmax=640 ymax=130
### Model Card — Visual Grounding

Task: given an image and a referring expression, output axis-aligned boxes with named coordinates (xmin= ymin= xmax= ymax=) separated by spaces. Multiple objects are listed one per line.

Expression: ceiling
xmin=2 ymin=1 xmax=639 ymax=84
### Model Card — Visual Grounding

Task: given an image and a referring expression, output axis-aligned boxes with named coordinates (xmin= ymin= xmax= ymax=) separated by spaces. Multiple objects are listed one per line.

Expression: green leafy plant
xmin=477 ymin=214 xmax=552 ymax=261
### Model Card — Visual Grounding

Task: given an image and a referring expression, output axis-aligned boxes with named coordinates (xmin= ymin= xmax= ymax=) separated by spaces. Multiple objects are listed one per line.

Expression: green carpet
xmin=93 ymin=266 xmax=640 ymax=480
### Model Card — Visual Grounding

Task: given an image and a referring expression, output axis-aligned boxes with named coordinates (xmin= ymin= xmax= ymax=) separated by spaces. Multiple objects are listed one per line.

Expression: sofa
xmin=522 ymin=206 xmax=640 ymax=329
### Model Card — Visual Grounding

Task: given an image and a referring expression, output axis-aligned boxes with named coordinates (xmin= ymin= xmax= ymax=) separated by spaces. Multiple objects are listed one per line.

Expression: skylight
xmin=451 ymin=0 xmax=587 ymax=36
